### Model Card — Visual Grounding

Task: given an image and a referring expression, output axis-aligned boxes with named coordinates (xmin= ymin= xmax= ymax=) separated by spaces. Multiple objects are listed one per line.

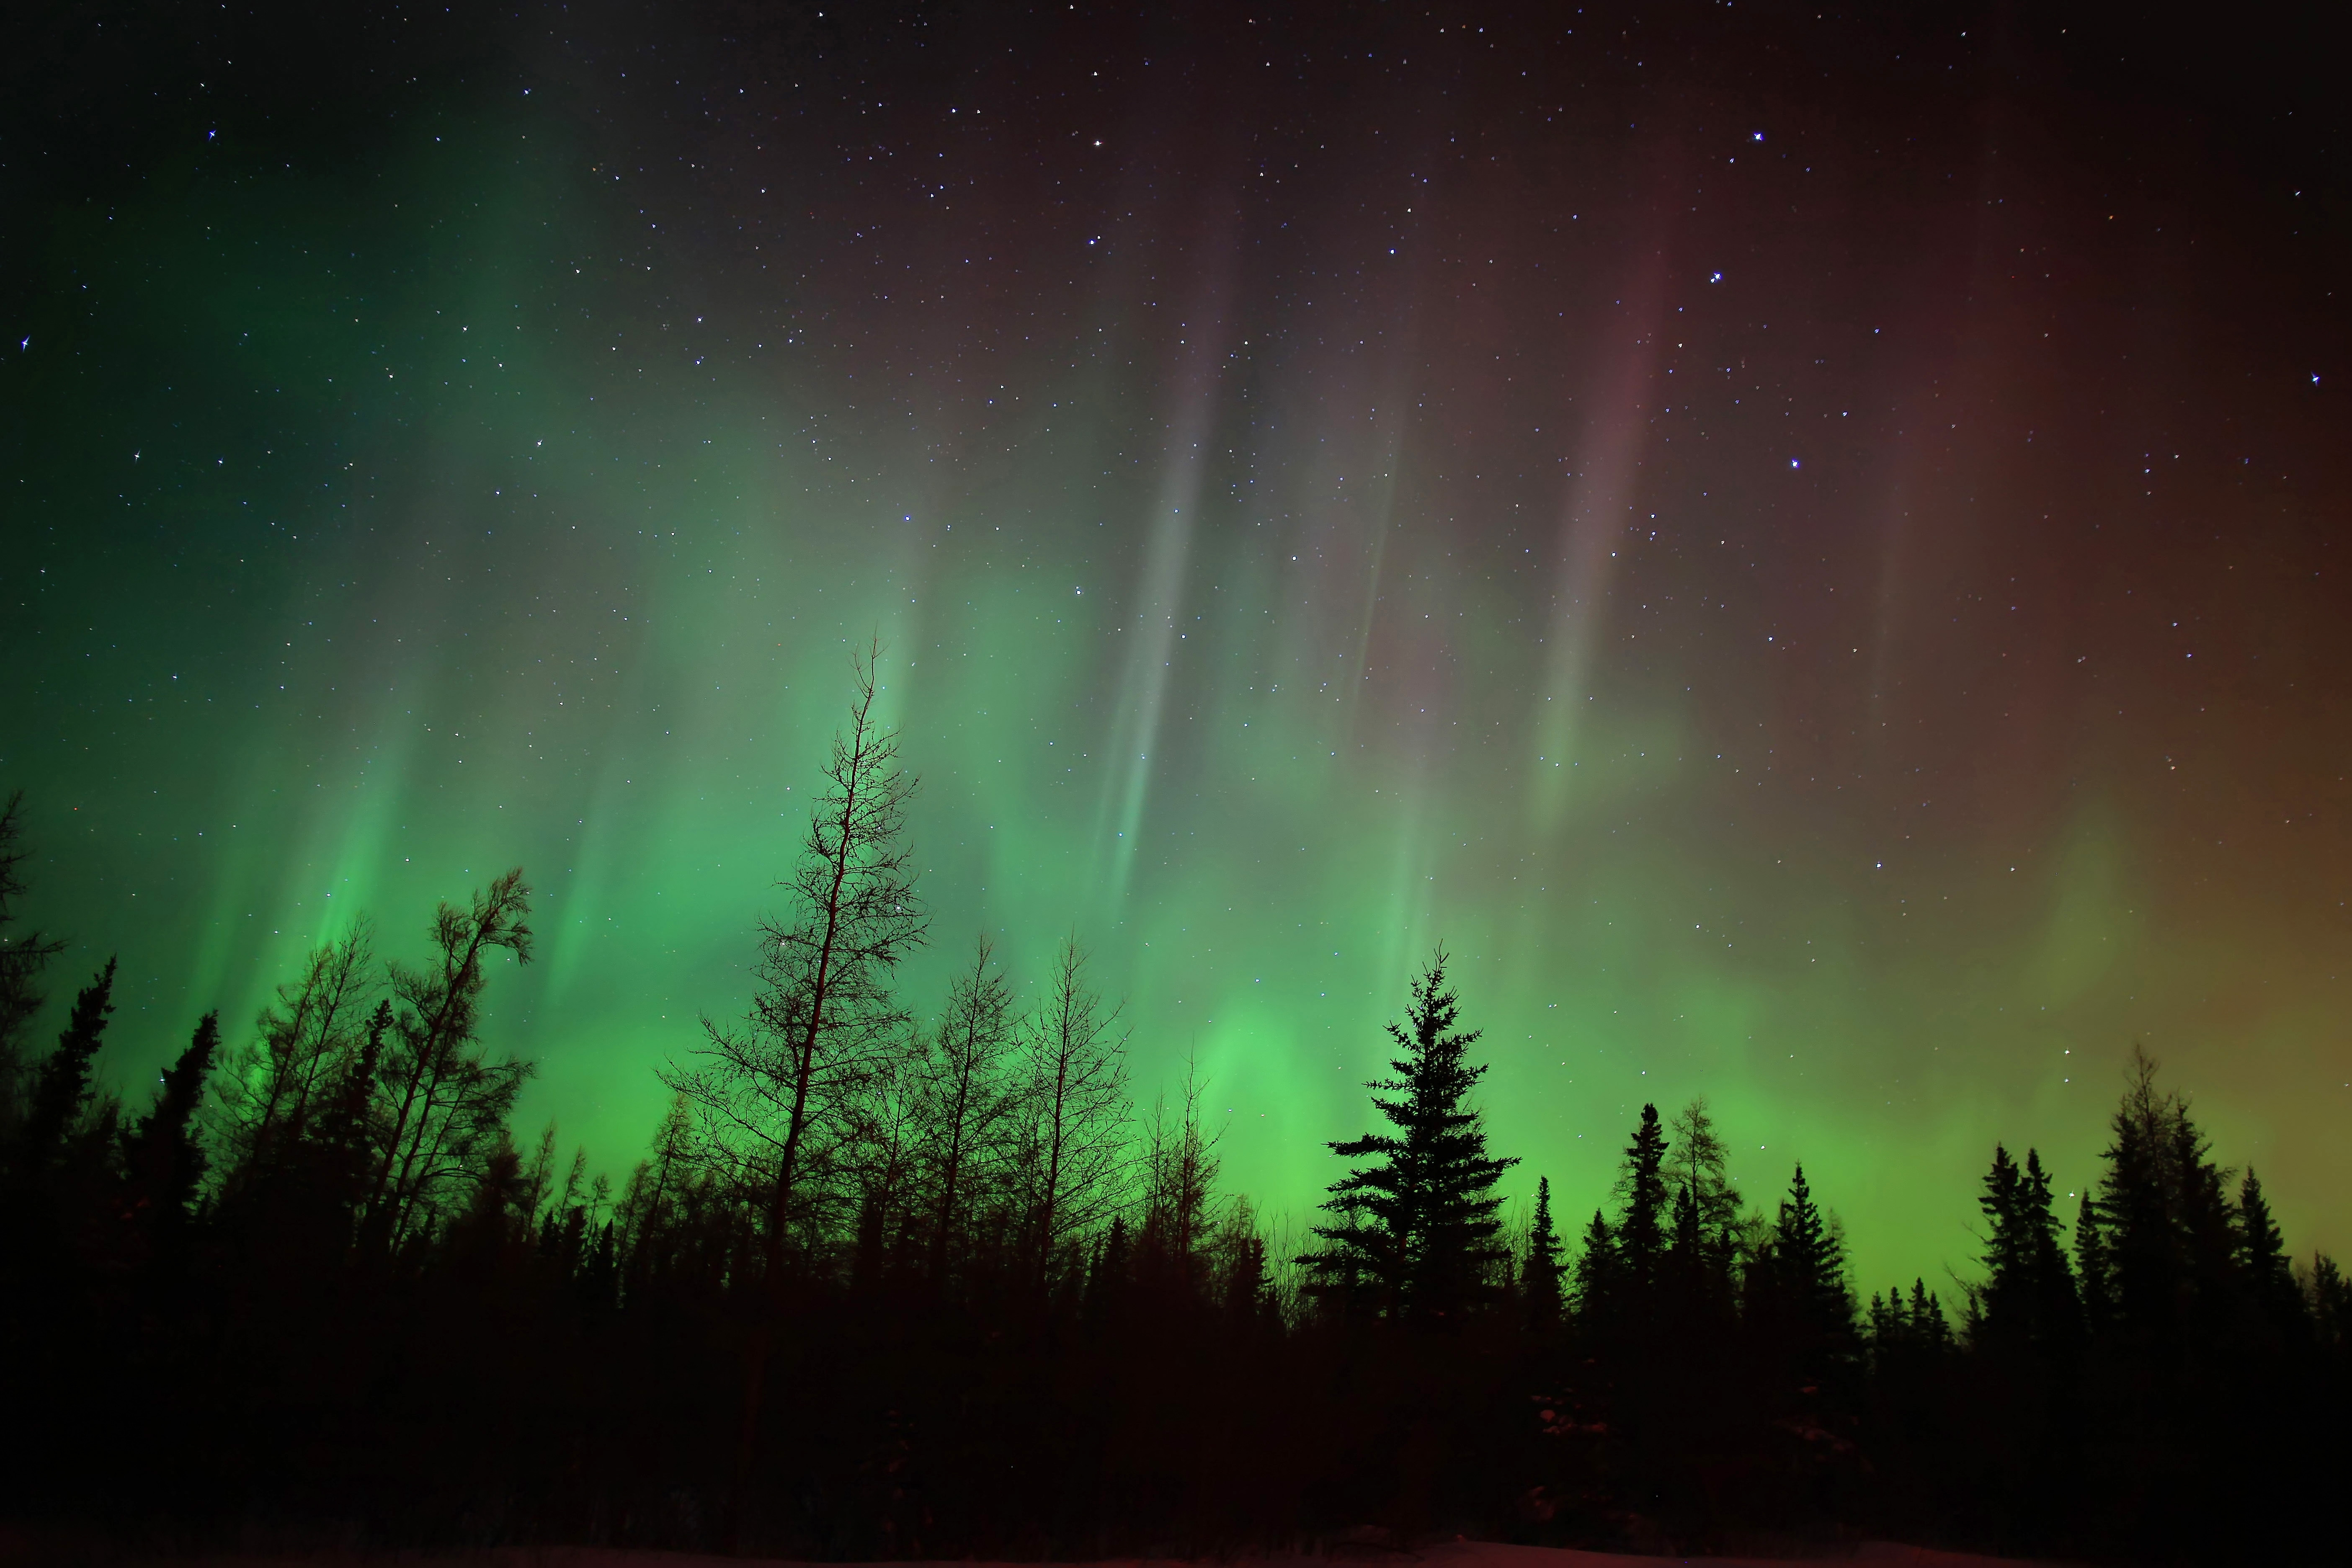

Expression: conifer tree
xmin=1612 ymin=1103 xmax=1669 ymax=1293
xmin=2169 ymin=1105 xmax=2239 ymax=1341
xmin=1524 ymin=1175 xmax=1565 ymax=1333
xmin=1867 ymin=1287 xmax=1903 ymax=1354
xmin=1975 ymin=1144 xmax=2079 ymax=1355
xmin=122 ymin=1011 xmax=222 ymax=1236
xmin=0 ymin=792 xmax=67 ymax=1137
xmin=2311 ymin=1253 xmax=2352 ymax=1355
xmin=1977 ymin=1143 xmax=2026 ymax=1326
xmin=16 ymin=958 xmax=116 ymax=1180
xmin=2072 ymin=1188 xmax=2112 ymax=1333
xmin=1909 ymin=1278 xmax=1952 ymax=1352
xmin=2097 ymin=1049 xmax=2182 ymax=1344
xmin=1303 ymin=950 xmax=1516 ymax=1324
xmin=2236 ymin=1168 xmax=2303 ymax=1338
xmin=2019 ymin=1150 xmax=2082 ymax=1352
xmin=1572 ymin=1209 xmax=1617 ymax=1320
xmin=1769 ymin=1163 xmax=1852 ymax=1344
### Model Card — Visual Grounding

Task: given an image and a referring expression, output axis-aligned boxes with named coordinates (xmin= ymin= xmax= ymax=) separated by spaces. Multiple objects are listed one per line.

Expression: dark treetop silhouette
xmin=1 ymin=667 xmax=2348 ymax=1563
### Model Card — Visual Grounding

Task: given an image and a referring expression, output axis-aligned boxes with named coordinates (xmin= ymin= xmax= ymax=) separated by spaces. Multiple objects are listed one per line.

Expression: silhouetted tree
xmin=1665 ymin=1098 xmax=1741 ymax=1304
xmin=2311 ymin=1253 xmax=2352 ymax=1356
xmin=1757 ymin=1163 xmax=1852 ymax=1376
xmin=1909 ymin=1278 xmax=1952 ymax=1352
xmin=0 ymin=792 xmax=68 ymax=1137
xmin=1611 ymin=1104 xmax=1670 ymax=1297
xmin=1571 ymin=1210 xmax=1617 ymax=1320
xmin=16 ymin=957 xmax=116 ymax=1182
xmin=121 ymin=1010 xmax=222 ymax=1240
xmin=1974 ymin=1145 xmax=2080 ymax=1358
xmin=2096 ymin=1048 xmax=2182 ymax=1346
xmin=1139 ymin=1056 xmax=1221 ymax=1302
xmin=913 ymin=935 xmax=1019 ymax=1285
xmin=1303 ymin=950 xmax=1516 ymax=1325
xmin=665 ymin=647 xmax=926 ymax=1274
xmin=213 ymin=922 xmax=376 ymax=1192
xmin=659 ymin=645 xmax=928 ymax=1544
xmin=2236 ymin=1168 xmax=2303 ymax=1343
xmin=2071 ymin=1188 xmax=2111 ymax=1334
xmin=1524 ymin=1176 xmax=1564 ymax=1333
xmin=361 ymin=871 xmax=535 ymax=1257
xmin=1014 ymin=934 xmax=1131 ymax=1295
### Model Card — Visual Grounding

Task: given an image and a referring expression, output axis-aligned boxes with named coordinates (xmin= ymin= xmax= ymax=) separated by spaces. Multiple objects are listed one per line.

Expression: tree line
xmin=1 ymin=658 xmax=2345 ymax=1563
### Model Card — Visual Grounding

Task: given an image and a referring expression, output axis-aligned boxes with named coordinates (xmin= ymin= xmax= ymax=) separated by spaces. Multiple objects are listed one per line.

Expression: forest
xmin=2 ymin=666 xmax=2346 ymax=1565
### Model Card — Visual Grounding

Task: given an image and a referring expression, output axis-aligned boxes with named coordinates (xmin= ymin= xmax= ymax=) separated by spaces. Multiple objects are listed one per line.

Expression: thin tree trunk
xmin=722 ymin=717 xmax=861 ymax=1551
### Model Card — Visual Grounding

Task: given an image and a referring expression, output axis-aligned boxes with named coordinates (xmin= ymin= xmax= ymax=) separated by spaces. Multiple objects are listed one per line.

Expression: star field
xmin=3 ymin=0 xmax=2347 ymax=1291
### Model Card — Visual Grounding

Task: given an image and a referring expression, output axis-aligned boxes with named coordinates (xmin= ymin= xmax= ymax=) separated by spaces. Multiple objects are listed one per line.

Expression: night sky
xmin=5 ymin=1 xmax=2347 ymax=1292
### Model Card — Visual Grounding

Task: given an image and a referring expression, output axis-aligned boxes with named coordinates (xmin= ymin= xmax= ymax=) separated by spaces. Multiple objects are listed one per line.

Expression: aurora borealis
xmin=4 ymin=2 xmax=2347 ymax=1294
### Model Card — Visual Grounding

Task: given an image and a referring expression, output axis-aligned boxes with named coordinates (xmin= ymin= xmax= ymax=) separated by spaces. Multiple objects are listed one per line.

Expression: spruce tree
xmin=2236 ymin=1168 xmax=2304 ymax=1339
xmin=2098 ymin=1049 xmax=2182 ymax=1344
xmin=1573 ymin=1209 xmax=1618 ymax=1320
xmin=1524 ymin=1175 xmax=1565 ymax=1333
xmin=0 ymin=792 xmax=67 ymax=1137
xmin=2072 ymin=1187 xmax=2112 ymax=1334
xmin=1613 ymin=1102 xmax=1669 ymax=1292
xmin=1977 ymin=1143 xmax=2027 ymax=1333
xmin=1304 ymin=950 xmax=1516 ymax=1323
xmin=1910 ymin=1278 xmax=1953 ymax=1352
xmin=122 ymin=1011 xmax=223 ymax=1234
xmin=1772 ymin=1163 xmax=1852 ymax=1341
xmin=1977 ymin=1144 xmax=2080 ymax=1354
xmin=17 ymin=958 xmax=116 ymax=1179
xmin=2020 ymin=1151 xmax=2082 ymax=1350
xmin=2311 ymin=1253 xmax=2352 ymax=1355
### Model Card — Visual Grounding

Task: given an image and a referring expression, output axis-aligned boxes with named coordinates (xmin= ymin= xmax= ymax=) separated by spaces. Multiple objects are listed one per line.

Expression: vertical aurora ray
xmin=5 ymin=3 xmax=2348 ymax=1294
xmin=1529 ymin=246 xmax=1669 ymax=836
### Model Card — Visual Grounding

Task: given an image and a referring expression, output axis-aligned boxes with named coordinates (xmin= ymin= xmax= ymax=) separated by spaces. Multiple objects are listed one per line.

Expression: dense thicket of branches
xmin=1 ymin=764 xmax=2346 ymax=1563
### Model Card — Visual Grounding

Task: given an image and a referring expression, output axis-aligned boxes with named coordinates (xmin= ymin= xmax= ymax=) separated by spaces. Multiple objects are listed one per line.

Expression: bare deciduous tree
xmin=1016 ymin=935 xmax=1131 ymax=1295
xmin=360 ymin=869 xmax=535 ymax=1257
xmin=663 ymin=643 xmax=926 ymax=1277
xmin=213 ymin=920 xmax=378 ymax=1191
xmin=914 ymin=934 xmax=1020 ymax=1284
xmin=659 ymin=643 xmax=928 ymax=1546
xmin=1141 ymin=1054 xmax=1222 ymax=1300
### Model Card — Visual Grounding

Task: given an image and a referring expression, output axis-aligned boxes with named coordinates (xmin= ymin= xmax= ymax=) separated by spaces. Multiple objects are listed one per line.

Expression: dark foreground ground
xmin=0 ymin=1539 xmax=2073 ymax=1568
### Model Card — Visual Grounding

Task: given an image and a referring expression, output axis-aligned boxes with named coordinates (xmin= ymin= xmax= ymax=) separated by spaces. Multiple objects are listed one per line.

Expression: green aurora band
xmin=5 ymin=6 xmax=2348 ymax=1296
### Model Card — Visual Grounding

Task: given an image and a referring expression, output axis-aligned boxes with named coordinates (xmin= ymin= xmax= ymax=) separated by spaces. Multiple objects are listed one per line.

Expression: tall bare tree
xmin=1015 ymin=936 xmax=1131 ymax=1296
xmin=661 ymin=642 xmax=927 ymax=1543
xmin=213 ymin=920 xmax=378 ymax=1191
xmin=360 ymin=869 xmax=535 ymax=1257
xmin=915 ymin=934 xmax=1020 ymax=1284
xmin=1140 ymin=1053 xmax=1222 ymax=1301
